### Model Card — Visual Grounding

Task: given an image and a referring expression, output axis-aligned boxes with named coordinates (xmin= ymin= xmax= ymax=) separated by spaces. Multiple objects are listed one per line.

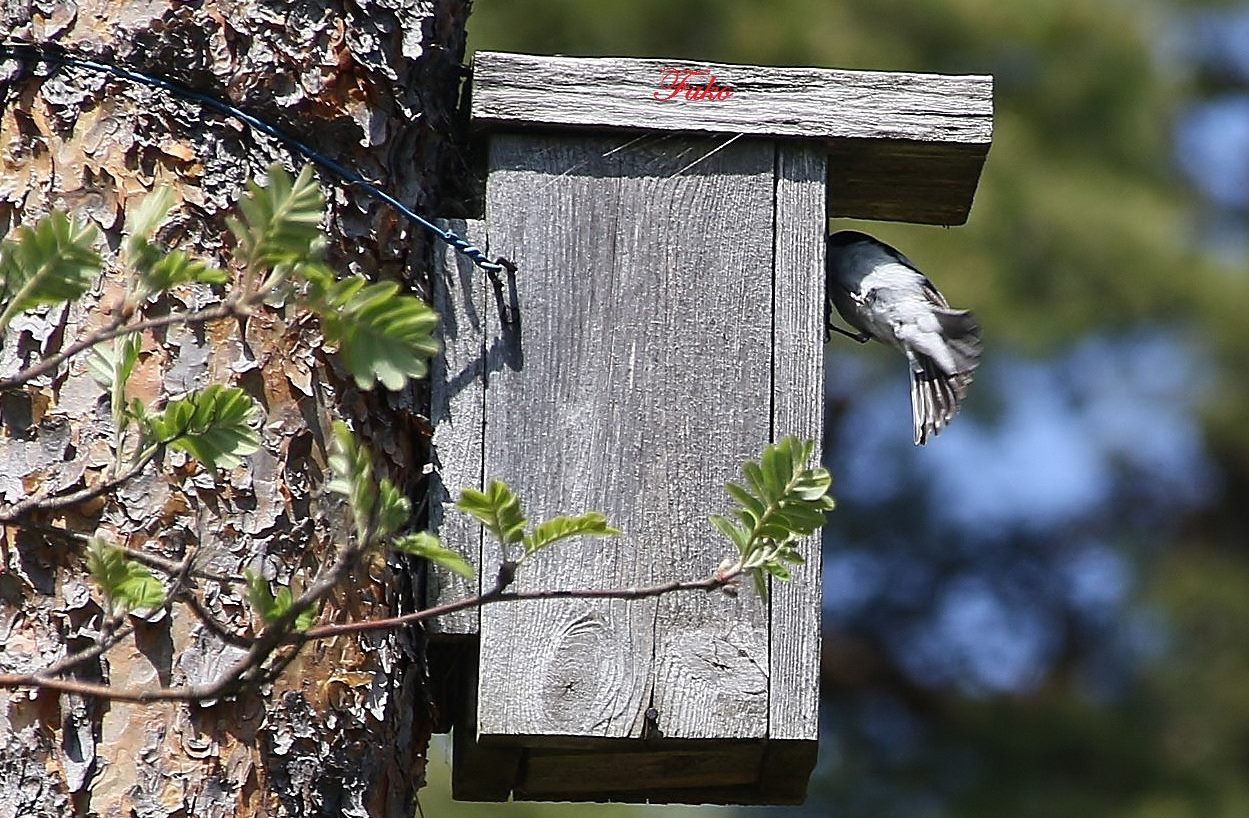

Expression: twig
xmin=0 ymin=456 xmax=154 ymax=523
xmin=112 ymin=543 xmax=247 ymax=586
xmin=0 ymin=566 xmax=744 ymax=703
xmin=34 ymin=614 xmax=132 ymax=679
xmin=0 ymin=300 xmax=246 ymax=392
xmin=301 ymin=569 xmax=740 ymax=640
xmin=0 ymin=503 xmax=370 ymax=703
xmin=179 ymin=591 xmax=254 ymax=649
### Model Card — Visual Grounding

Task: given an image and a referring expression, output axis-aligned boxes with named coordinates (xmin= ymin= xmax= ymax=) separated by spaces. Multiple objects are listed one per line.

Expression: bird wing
xmin=920 ymin=275 xmax=952 ymax=309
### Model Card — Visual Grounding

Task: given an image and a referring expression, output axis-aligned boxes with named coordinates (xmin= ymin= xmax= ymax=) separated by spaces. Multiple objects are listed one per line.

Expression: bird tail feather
xmin=910 ymin=355 xmax=976 ymax=445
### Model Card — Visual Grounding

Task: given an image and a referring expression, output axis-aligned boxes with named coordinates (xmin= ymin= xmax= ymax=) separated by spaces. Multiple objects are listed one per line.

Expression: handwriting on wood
xmin=471 ymin=51 xmax=992 ymax=225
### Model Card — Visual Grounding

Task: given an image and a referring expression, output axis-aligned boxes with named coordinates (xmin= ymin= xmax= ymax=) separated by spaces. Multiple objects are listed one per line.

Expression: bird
xmin=825 ymin=230 xmax=982 ymax=445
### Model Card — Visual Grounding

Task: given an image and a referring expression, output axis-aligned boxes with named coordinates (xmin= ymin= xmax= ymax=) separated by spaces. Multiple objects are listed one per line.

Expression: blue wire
xmin=0 ymin=41 xmax=504 ymax=274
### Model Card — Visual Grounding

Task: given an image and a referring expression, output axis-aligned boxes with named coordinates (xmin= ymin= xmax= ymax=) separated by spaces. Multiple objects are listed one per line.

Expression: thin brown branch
xmin=163 ymin=544 xmax=255 ymax=649
xmin=111 ymin=543 xmax=248 ymax=586
xmin=0 ymin=672 xmax=210 ymax=703
xmin=35 ymin=614 xmax=132 ymax=679
xmin=31 ymin=550 xmax=199 ymax=678
xmin=180 ymin=591 xmax=254 ymax=649
xmin=300 ymin=568 xmax=740 ymax=640
xmin=0 ymin=566 xmax=744 ymax=704
xmin=154 ymin=528 xmax=374 ymax=704
xmin=0 ymin=299 xmax=246 ymax=392
xmin=43 ymin=514 xmax=366 ymax=704
xmin=0 ymin=454 xmax=153 ymax=523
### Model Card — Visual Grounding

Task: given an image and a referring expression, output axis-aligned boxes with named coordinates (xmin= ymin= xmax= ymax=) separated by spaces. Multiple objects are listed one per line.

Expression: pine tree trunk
xmin=0 ymin=2 xmax=468 ymax=815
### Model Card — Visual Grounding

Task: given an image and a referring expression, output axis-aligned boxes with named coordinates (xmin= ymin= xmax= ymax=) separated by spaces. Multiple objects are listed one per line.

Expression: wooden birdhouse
xmin=426 ymin=51 xmax=992 ymax=804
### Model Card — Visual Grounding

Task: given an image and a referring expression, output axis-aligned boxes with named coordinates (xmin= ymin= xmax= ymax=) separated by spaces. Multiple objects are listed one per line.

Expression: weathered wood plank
xmin=826 ymin=137 xmax=989 ymax=224
xmin=647 ymin=139 xmax=774 ymax=738
xmin=426 ymin=218 xmax=487 ymax=637
xmin=511 ymin=739 xmax=811 ymax=804
xmin=770 ymin=145 xmax=825 ymax=743
xmin=517 ymin=742 xmax=765 ymax=800
xmin=472 ymin=51 xmax=992 ymax=144
xmin=477 ymin=133 xmax=774 ymax=742
xmin=754 ymin=740 xmax=820 ymax=804
xmin=471 ymin=51 xmax=992 ymax=225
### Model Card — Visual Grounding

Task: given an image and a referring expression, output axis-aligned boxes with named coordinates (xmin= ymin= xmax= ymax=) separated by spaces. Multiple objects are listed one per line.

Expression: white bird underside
xmin=828 ymin=234 xmax=982 ymax=445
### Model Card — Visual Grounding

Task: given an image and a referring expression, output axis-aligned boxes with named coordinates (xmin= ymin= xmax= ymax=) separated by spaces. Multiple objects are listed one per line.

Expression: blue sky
xmin=820 ymin=330 xmax=1218 ymax=695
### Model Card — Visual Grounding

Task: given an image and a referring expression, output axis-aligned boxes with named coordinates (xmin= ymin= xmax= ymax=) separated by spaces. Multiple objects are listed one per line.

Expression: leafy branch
xmin=0 ymin=163 xmax=440 ymax=395
xmin=0 ymin=162 xmax=837 ymax=710
xmin=0 ymin=211 xmax=100 ymax=332
xmin=457 ymin=479 xmax=620 ymax=566
xmin=0 ymin=163 xmax=443 ymax=522
xmin=710 ymin=436 xmax=836 ymax=598
xmin=0 ymin=429 xmax=835 ymax=704
xmin=86 ymin=537 xmax=165 ymax=614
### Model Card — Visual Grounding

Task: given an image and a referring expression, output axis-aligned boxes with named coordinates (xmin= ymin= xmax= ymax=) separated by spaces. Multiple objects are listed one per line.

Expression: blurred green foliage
xmin=457 ymin=2 xmax=1249 ymax=816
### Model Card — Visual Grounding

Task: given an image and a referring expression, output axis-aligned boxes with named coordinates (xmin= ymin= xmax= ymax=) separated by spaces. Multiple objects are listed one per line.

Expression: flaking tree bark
xmin=0 ymin=2 xmax=470 ymax=816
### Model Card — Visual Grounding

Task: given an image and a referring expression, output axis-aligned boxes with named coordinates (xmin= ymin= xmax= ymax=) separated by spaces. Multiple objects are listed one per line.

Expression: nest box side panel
xmin=428 ymin=218 xmax=488 ymax=637
xmin=478 ymin=133 xmax=774 ymax=743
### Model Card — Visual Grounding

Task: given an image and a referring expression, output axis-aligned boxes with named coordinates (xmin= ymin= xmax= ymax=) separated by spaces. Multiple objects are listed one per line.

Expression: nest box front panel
xmin=478 ymin=132 xmax=776 ymax=741
xmin=428 ymin=46 xmax=993 ymax=803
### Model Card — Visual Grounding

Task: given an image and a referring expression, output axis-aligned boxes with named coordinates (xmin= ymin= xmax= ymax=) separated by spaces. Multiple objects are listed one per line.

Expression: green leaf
xmin=0 ymin=212 xmax=101 ymax=330
xmin=725 ymin=482 xmax=764 ymax=522
xmin=257 ymin=583 xmax=319 ymax=631
xmin=709 ymin=513 xmax=750 ymax=553
xmin=711 ymin=436 xmax=835 ymax=596
xmin=327 ymin=421 xmax=378 ymax=543
xmin=145 ymin=385 xmax=261 ymax=470
xmin=317 ymin=279 xmax=440 ymax=391
xmin=124 ymin=187 xmax=176 ymax=246
xmin=295 ymin=601 xmax=321 ymax=632
xmin=122 ymin=189 xmax=229 ymax=297
xmin=296 ymin=265 xmax=441 ymax=392
xmin=140 ymin=250 xmax=230 ymax=293
xmin=392 ymin=531 xmax=475 ymax=579
xmin=763 ymin=560 xmax=792 ymax=581
xmin=524 ymin=512 xmax=620 ymax=556
xmin=227 ymin=163 xmax=324 ymax=271
xmin=273 ymin=586 xmax=296 ymax=622
xmin=762 ymin=442 xmax=793 ymax=500
xmin=326 ymin=423 xmax=414 ymax=547
xmin=376 ymin=478 xmax=411 ymax=541
xmin=89 ymin=333 xmax=143 ymax=442
xmin=752 ymin=569 xmax=769 ymax=601
xmin=294 ymin=261 xmax=336 ymax=303
xmin=457 ymin=479 xmax=527 ymax=545
xmin=244 ymin=570 xmax=319 ymax=629
xmin=743 ymin=461 xmax=773 ymax=505
xmin=246 ymin=568 xmax=320 ymax=630
xmin=244 ymin=569 xmax=278 ymax=623
xmin=86 ymin=537 xmax=164 ymax=612
xmin=88 ymin=333 xmax=141 ymax=394
xmin=128 ymin=397 xmax=151 ymax=424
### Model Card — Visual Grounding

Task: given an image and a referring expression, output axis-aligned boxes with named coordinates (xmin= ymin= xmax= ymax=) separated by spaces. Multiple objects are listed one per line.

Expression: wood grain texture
xmin=427 ymin=219 xmax=487 ymax=637
xmin=825 ymin=138 xmax=989 ymax=224
xmin=472 ymin=51 xmax=992 ymax=144
xmin=517 ymin=741 xmax=765 ymax=801
xmin=509 ymin=739 xmax=811 ymax=804
xmin=769 ymin=145 xmax=825 ymax=743
xmin=471 ymin=51 xmax=993 ymax=225
xmin=477 ymin=133 xmax=774 ymax=742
